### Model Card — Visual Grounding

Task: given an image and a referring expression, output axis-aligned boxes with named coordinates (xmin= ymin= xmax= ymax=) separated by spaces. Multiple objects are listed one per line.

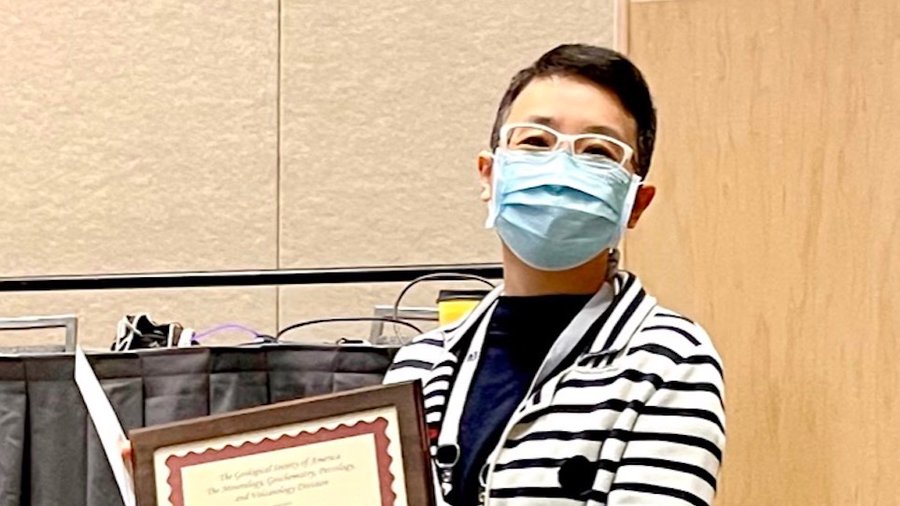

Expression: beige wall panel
xmin=279 ymin=0 xmax=617 ymax=269
xmin=627 ymin=1 xmax=899 ymax=504
xmin=0 ymin=287 xmax=277 ymax=350
xmin=0 ymin=0 xmax=279 ymax=276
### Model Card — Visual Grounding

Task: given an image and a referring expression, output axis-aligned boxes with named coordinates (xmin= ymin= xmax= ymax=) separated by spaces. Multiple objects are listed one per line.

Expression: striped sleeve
xmin=607 ymin=339 xmax=726 ymax=505
xmin=382 ymin=330 xmax=445 ymax=384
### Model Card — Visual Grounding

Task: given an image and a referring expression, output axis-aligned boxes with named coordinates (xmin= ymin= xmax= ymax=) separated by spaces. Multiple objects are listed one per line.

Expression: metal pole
xmin=0 ymin=263 xmax=503 ymax=292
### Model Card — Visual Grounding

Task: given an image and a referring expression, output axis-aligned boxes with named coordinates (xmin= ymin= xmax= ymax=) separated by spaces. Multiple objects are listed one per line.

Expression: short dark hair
xmin=490 ymin=44 xmax=657 ymax=177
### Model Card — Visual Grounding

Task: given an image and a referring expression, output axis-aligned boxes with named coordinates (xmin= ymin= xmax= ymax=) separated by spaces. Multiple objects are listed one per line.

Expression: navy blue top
xmin=451 ymin=294 xmax=592 ymax=504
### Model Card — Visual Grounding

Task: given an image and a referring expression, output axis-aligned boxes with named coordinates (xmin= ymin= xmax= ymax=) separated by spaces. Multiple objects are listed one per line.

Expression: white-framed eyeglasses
xmin=499 ymin=122 xmax=634 ymax=167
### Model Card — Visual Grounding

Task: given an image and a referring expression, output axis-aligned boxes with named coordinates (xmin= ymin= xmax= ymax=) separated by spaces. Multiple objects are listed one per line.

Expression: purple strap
xmin=193 ymin=323 xmax=263 ymax=342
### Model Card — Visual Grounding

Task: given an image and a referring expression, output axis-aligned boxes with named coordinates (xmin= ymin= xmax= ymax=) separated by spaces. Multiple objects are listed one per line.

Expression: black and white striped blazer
xmin=384 ymin=272 xmax=726 ymax=506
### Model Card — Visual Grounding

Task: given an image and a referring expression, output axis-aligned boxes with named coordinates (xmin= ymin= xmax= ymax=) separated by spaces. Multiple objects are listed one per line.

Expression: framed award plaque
xmin=129 ymin=381 xmax=434 ymax=506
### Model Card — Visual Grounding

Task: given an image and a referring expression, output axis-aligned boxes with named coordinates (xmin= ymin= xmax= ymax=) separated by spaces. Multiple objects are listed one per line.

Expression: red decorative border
xmin=163 ymin=417 xmax=396 ymax=506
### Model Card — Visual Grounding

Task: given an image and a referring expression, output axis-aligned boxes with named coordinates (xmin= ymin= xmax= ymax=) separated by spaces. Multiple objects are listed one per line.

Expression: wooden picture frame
xmin=129 ymin=381 xmax=433 ymax=506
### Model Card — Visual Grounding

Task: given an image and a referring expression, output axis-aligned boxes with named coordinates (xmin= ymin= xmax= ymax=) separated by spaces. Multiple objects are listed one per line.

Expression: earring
xmin=606 ymin=248 xmax=620 ymax=281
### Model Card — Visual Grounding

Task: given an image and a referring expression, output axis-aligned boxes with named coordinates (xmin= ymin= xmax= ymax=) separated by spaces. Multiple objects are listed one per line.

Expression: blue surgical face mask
xmin=485 ymin=149 xmax=641 ymax=271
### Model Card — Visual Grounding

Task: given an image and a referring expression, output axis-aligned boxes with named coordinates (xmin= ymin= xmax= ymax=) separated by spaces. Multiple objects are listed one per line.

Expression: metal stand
xmin=0 ymin=315 xmax=78 ymax=351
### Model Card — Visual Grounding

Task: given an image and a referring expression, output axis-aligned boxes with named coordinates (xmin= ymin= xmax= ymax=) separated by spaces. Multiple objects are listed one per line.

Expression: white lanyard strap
xmin=436 ymin=301 xmax=496 ymax=456
xmin=532 ymin=282 xmax=614 ymax=387
xmin=434 ymin=283 xmax=615 ymax=489
xmin=434 ymin=301 xmax=496 ymax=496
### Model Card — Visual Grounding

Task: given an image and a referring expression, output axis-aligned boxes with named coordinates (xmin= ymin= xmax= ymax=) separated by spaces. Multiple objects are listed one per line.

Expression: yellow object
xmin=436 ymin=290 xmax=490 ymax=326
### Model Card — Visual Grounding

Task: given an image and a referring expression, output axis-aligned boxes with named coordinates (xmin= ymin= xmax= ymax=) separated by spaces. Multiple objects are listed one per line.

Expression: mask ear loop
xmin=608 ymin=174 xmax=642 ymax=281
xmin=485 ymin=150 xmax=501 ymax=229
xmin=616 ymin=174 xmax=642 ymax=237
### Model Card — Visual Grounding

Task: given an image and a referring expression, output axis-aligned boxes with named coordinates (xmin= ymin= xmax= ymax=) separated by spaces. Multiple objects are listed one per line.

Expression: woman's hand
xmin=120 ymin=438 xmax=134 ymax=479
